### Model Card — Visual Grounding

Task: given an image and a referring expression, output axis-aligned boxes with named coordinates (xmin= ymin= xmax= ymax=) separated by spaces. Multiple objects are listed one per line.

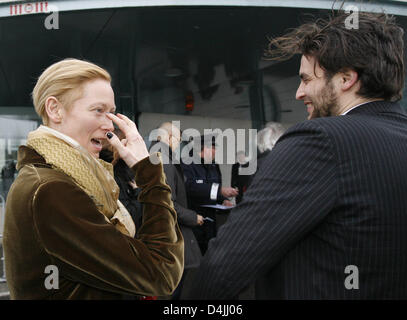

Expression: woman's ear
xmin=44 ymin=96 xmax=63 ymax=124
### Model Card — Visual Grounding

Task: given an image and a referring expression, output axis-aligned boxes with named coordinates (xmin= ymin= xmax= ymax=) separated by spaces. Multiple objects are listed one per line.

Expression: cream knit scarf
xmin=27 ymin=125 xmax=135 ymax=237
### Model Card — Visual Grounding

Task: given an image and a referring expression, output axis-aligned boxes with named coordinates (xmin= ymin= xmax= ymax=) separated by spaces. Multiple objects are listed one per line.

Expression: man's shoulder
xmin=280 ymin=110 xmax=404 ymax=153
xmin=275 ymin=116 xmax=374 ymax=155
xmin=181 ymin=160 xmax=203 ymax=169
xmin=287 ymin=101 xmax=406 ymax=134
xmin=285 ymin=114 xmax=369 ymax=138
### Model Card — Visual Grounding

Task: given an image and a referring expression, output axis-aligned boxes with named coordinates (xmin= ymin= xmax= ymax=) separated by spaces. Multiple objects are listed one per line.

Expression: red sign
xmin=9 ymin=1 xmax=48 ymax=16
xmin=185 ymin=91 xmax=194 ymax=112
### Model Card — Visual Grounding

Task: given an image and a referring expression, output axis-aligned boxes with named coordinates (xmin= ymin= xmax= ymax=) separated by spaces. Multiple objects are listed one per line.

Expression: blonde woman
xmin=3 ymin=59 xmax=183 ymax=299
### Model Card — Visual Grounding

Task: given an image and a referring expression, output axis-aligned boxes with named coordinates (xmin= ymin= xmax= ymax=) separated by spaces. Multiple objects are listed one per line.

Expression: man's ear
xmin=340 ymin=69 xmax=359 ymax=91
xmin=44 ymin=96 xmax=63 ymax=124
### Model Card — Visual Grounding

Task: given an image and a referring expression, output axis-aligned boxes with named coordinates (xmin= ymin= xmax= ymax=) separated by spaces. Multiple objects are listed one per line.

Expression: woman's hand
xmin=105 ymin=113 xmax=149 ymax=168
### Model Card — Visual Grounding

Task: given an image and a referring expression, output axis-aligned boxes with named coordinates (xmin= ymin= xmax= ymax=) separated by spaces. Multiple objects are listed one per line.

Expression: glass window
xmin=0 ymin=114 xmax=40 ymax=200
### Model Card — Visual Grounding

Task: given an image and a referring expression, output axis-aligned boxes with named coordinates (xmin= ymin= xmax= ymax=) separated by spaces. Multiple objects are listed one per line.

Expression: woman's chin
xmin=86 ymin=147 xmax=100 ymax=158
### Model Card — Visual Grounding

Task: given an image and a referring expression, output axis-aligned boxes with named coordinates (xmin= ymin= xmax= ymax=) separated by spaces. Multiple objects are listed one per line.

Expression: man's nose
xmin=296 ymin=83 xmax=305 ymax=100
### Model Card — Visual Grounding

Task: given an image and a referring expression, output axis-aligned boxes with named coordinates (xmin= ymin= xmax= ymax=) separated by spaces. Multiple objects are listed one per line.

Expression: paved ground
xmin=0 ymin=282 xmax=9 ymax=300
xmin=0 ymin=244 xmax=9 ymax=300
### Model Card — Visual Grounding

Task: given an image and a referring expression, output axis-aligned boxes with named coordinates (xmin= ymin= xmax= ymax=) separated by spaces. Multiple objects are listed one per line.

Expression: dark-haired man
xmin=185 ymin=12 xmax=407 ymax=299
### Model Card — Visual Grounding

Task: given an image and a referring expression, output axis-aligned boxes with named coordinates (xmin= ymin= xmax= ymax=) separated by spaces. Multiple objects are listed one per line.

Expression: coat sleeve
xmin=163 ymin=164 xmax=198 ymax=227
xmin=182 ymin=164 xmax=226 ymax=205
xmin=184 ymin=121 xmax=338 ymax=299
xmin=32 ymin=154 xmax=184 ymax=297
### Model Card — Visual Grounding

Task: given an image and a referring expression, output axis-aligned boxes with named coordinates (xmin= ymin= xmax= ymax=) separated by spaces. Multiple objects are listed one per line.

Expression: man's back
xmin=186 ymin=101 xmax=407 ymax=299
xmin=270 ymin=101 xmax=407 ymax=298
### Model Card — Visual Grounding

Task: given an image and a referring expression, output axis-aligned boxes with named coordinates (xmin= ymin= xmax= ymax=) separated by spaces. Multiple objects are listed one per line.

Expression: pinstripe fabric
xmin=185 ymin=101 xmax=407 ymax=299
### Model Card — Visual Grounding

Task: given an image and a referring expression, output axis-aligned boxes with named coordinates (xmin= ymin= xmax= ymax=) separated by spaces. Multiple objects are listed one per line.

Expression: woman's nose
xmin=102 ymin=113 xmax=114 ymax=131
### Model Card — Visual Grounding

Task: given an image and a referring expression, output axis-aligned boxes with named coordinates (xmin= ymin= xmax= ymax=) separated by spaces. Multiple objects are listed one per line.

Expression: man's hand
xmin=128 ymin=180 xmax=138 ymax=189
xmin=105 ymin=113 xmax=150 ymax=168
xmin=221 ymin=187 xmax=239 ymax=198
xmin=222 ymin=200 xmax=234 ymax=207
xmin=197 ymin=214 xmax=204 ymax=226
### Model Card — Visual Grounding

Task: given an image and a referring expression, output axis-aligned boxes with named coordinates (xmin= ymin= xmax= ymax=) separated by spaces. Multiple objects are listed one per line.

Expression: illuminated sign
xmin=9 ymin=1 xmax=48 ymax=16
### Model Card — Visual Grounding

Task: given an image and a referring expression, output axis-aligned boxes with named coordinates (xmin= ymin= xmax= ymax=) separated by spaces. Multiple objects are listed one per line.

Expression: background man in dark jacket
xmin=151 ymin=122 xmax=203 ymax=299
xmin=181 ymin=135 xmax=237 ymax=255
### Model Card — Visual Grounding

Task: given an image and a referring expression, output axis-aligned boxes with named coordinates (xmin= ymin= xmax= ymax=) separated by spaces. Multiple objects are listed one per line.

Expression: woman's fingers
xmin=106 ymin=113 xmax=141 ymax=139
xmin=105 ymin=131 xmax=123 ymax=153
xmin=105 ymin=131 xmax=136 ymax=167
xmin=116 ymin=113 xmax=136 ymax=128
xmin=106 ymin=113 xmax=136 ymax=130
xmin=105 ymin=113 xmax=150 ymax=167
xmin=106 ymin=113 xmax=129 ymax=132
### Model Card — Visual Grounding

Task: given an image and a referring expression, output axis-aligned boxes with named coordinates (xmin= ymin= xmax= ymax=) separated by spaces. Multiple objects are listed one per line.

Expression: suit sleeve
xmin=184 ymin=121 xmax=338 ymax=299
xmin=32 ymin=154 xmax=184 ymax=297
xmin=163 ymin=164 xmax=198 ymax=227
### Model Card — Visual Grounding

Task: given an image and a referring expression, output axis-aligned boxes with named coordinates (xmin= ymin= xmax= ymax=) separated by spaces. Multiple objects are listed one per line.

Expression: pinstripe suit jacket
xmin=185 ymin=101 xmax=407 ymax=299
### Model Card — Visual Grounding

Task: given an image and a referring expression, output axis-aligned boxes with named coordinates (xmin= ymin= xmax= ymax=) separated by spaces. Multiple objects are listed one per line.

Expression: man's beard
xmin=310 ymin=80 xmax=339 ymax=119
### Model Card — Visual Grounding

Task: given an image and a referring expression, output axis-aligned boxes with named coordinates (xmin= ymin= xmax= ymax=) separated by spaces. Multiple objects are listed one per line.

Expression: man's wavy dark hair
xmin=265 ymin=12 xmax=405 ymax=101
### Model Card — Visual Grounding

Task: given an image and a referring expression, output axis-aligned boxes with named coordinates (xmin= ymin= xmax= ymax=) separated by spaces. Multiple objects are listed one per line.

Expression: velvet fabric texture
xmin=26 ymin=125 xmax=135 ymax=237
xmin=3 ymin=146 xmax=184 ymax=299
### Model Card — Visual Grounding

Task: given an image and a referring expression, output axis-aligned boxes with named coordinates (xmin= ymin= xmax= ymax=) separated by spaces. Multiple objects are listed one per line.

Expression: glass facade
xmin=0 ymin=1 xmax=407 ymax=199
xmin=0 ymin=112 xmax=40 ymax=200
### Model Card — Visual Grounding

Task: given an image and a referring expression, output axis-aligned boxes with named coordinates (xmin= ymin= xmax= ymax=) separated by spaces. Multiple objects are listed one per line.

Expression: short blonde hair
xmin=32 ymin=58 xmax=111 ymax=125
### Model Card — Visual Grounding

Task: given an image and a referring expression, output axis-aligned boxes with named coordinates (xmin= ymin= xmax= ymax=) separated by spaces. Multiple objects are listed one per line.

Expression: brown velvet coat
xmin=3 ymin=146 xmax=184 ymax=299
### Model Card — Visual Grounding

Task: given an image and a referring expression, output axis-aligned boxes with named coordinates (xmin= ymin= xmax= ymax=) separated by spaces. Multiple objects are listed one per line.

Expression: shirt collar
xmin=341 ymin=100 xmax=385 ymax=115
xmin=340 ymin=102 xmax=371 ymax=115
